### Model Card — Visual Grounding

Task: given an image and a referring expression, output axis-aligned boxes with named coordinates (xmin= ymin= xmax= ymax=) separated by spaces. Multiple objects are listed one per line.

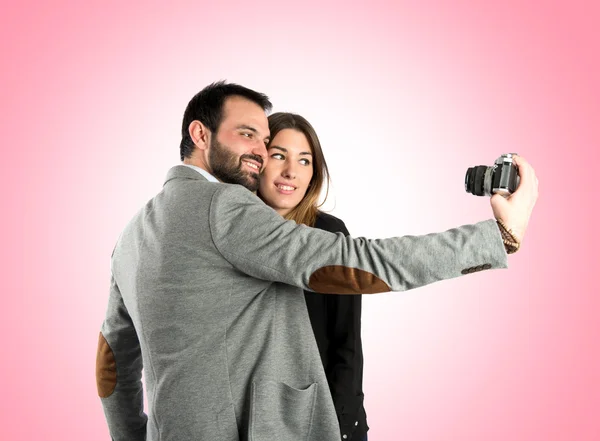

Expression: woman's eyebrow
xmin=269 ymin=145 xmax=312 ymax=155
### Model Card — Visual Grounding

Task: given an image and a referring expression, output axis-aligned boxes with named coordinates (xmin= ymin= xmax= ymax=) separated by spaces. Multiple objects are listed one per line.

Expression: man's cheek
xmin=260 ymin=160 xmax=269 ymax=174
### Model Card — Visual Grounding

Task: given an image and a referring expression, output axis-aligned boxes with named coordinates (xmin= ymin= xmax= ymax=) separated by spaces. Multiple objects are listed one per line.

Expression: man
xmin=96 ymin=81 xmax=538 ymax=441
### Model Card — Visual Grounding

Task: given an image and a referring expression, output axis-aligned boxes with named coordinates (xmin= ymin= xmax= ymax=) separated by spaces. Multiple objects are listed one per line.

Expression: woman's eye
xmin=271 ymin=153 xmax=284 ymax=160
xmin=300 ymin=159 xmax=311 ymax=165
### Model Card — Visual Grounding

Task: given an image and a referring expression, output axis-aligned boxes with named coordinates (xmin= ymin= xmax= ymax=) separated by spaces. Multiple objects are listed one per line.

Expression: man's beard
xmin=209 ymin=137 xmax=263 ymax=191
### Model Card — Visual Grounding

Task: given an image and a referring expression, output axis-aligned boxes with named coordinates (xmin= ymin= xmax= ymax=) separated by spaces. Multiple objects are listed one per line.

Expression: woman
xmin=258 ymin=112 xmax=369 ymax=441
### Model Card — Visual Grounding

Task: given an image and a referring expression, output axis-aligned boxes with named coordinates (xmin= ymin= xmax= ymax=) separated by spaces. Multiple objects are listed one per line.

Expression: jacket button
xmin=355 ymin=421 xmax=358 ymax=426
xmin=342 ymin=435 xmax=347 ymax=439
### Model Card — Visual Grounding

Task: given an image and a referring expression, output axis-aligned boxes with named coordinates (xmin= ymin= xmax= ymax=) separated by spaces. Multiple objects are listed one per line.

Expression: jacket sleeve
xmin=209 ymin=184 xmax=508 ymax=294
xmin=96 ymin=273 xmax=147 ymax=441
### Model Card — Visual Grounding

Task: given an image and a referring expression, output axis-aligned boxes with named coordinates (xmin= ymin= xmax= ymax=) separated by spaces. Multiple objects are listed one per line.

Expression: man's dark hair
xmin=179 ymin=81 xmax=272 ymax=160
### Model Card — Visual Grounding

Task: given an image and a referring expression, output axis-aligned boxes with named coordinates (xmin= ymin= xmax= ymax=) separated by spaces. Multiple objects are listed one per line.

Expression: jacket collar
xmin=164 ymin=165 xmax=209 ymax=185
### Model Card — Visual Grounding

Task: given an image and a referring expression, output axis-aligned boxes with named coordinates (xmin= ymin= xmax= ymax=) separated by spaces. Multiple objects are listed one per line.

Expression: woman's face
xmin=259 ymin=128 xmax=314 ymax=216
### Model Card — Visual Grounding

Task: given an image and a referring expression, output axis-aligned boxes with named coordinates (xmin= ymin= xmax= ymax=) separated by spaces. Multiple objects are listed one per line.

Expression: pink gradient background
xmin=1 ymin=1 xmax=598 ymax=440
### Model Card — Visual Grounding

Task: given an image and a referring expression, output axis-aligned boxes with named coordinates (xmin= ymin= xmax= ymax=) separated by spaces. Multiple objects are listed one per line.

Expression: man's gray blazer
xmin=97 ymin=165 xmax=507 ymax=441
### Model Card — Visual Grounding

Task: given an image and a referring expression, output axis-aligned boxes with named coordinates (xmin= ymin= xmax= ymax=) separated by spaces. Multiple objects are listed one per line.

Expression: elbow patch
xmin=308 ymin=266 xmax=391 ymax=294
xmin=96 ymin=332 xmax=117 ymax=398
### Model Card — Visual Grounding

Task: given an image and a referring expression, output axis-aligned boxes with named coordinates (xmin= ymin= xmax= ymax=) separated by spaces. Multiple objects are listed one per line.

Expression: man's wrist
xmin=496 ymin=219 xmax=520 ymax=254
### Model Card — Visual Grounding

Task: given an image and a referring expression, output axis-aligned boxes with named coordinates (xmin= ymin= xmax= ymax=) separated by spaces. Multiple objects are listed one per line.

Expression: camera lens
xmin=465 ymin=166 xmax=488 ymax=196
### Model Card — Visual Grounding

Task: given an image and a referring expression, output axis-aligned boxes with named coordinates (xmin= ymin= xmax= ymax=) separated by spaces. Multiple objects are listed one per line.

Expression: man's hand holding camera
xmin=490 ymin=155 xmax=539 ymax=249
xmin=465 ymin=153 xmax=539 ymax=252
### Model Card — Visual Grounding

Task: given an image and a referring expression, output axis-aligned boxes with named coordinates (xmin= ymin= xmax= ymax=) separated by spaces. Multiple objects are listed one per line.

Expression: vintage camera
xmin=465 ymin=153 xmax=520 ymax=197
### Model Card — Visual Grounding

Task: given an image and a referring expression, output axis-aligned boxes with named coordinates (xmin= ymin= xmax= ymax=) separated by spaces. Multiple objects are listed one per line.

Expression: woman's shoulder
xmin=315 ymin=211 xmax=349 ymax=235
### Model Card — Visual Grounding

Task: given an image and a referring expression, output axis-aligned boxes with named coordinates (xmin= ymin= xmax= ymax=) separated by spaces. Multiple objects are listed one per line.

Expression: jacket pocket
xmin=249 ymin=380 xmax=318 ymax=441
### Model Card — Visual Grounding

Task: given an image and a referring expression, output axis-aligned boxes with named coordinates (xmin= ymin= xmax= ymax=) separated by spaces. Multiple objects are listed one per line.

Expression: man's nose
xmin=251 ymin=140 xmax=267 ymax=162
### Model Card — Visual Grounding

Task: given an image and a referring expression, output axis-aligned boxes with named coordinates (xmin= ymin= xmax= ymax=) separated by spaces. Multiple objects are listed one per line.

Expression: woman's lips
xmin=274 ymin=182 xmax=296 ymax=195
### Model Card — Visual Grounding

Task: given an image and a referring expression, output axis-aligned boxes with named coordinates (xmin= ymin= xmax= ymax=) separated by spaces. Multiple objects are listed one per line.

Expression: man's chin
xmin=216 ymin=168 xmax=260 ymax=191
xmin=243 ymin=173 xmax=259 ymax=192
xmin=232 ymin=171 xmax=259 ymax=192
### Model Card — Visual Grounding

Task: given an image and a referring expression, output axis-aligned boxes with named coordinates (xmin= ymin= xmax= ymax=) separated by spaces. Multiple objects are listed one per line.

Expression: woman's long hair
xmin=261 ymin=112 xmax=330 ymax=227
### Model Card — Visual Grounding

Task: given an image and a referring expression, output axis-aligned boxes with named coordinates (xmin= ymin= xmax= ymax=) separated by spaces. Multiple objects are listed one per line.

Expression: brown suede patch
xmin=96 ymin=332 xmax=117 ymax=398
xmin=308 ymin=266 xmax=391 ymax=294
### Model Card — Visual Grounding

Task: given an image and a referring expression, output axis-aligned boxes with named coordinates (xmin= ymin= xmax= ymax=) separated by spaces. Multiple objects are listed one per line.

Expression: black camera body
xmin=465 ymin=153 xmax=520 ymax=197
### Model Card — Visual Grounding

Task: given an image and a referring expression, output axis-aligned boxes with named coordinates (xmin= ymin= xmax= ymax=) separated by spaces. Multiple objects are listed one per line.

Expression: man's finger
xmin=512 ymin=155 xmax=536 ymax=193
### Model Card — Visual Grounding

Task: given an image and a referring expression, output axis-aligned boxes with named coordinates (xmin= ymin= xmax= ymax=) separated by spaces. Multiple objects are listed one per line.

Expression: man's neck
xmin=183 ymin=158 xmax=209 ymax=172
xmin=181 ymin=163 xmax=220 ymax=183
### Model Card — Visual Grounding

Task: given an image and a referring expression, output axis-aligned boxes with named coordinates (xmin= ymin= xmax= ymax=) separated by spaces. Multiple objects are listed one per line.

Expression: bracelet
xmin=496 ymin=219 xmax=520 ymax=254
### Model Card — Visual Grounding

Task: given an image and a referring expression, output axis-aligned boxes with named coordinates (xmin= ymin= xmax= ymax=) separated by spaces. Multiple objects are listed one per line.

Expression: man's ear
xmin=188 ymin=120 xmax=211 ymax=151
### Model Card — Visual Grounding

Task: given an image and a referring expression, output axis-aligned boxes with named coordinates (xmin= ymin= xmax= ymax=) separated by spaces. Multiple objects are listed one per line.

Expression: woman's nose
xmin=281 ymin=163 xmax=296 ymax=179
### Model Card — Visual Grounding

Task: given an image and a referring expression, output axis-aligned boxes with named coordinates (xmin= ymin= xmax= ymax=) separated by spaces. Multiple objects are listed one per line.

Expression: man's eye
xmin=242 ymin=132 xmax=253 ymax=138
